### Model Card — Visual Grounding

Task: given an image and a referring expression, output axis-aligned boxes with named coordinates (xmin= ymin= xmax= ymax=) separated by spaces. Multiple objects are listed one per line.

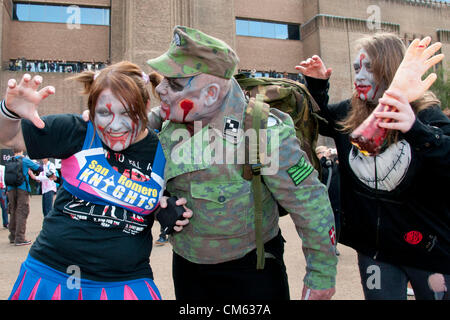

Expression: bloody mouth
xmin=107 ymin=132 xmax=129 ymax=139
xmin=355 ymin=83 xmax=373 ymax=101
xmin=104 ymin=131 xmax=131 ymax=149
xmin=161 ymin=102 xmax=171 ymax=120
xmin=355 ymin=85 xmax=372 ymax=94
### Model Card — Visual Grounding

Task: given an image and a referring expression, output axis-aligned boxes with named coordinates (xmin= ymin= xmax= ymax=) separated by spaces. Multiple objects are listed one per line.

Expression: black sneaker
xmin=15 ymin=240 xmax=32 ymax=246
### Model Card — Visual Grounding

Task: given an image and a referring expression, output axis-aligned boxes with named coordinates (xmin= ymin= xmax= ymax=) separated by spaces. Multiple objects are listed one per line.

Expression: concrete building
xmin=0 ymin=0 xmax=448 ymax=117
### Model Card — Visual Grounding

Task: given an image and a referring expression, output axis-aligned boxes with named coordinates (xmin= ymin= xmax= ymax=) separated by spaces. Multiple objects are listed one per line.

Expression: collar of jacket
xmin=207 ymin=77 xmax=247 ymax=145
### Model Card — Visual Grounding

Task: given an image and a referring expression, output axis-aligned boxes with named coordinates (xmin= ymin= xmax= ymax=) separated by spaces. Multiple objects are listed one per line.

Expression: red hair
xmin=70 ymin=61 xmax=160 ymax=128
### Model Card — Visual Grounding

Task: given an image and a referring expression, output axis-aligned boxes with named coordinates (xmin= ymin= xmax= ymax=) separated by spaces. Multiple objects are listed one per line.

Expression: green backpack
xmin=235 ymin=75 xmax=326 ymax=269
xmin=236 ymin=76 xmax=324 ymax=175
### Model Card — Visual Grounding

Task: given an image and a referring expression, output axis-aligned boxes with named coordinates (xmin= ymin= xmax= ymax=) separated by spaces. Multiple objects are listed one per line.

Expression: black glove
xmin=156 ymin=196 xmax=185 ymax=235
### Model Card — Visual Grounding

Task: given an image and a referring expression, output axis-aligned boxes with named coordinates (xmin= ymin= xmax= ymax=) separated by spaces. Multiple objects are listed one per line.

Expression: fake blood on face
xmin=371 ymin=85 xmax=380 ymax=101
xmin=355 ymin=53 xmax=372 ymax=100
xmin=355 ymin=83 xmax=372 ymax=101
xmin=180 ymin=99 xmax=194 ymax=122
xmin=97 ymin=103 xmax=135 ymax=150
xmin=359 ymin=53 xmax=366 ymax=69
xmin=164 ymin=107 xmax=171 ymax=121
xmin=161 ymin=102 xmax=171 ymax=121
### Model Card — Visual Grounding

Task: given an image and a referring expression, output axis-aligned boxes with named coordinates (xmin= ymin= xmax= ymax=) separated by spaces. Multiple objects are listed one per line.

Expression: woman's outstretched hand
xmin=295 ymin=55 xmax=333 ymax=80
xmin=388 ymin=36 xmax=443 ymax=103
xmin=5 ymin=74 xmax=55 ymax=128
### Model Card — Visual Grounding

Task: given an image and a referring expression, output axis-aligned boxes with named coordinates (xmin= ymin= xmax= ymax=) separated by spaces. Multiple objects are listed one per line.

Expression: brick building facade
xmin=0 ymin=0 xmax=448 ymax=120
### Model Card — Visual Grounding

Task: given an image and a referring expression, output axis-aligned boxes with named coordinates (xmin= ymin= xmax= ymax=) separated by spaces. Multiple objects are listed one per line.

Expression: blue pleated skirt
xmin=9 ymin=256 xmax=162 ymax=300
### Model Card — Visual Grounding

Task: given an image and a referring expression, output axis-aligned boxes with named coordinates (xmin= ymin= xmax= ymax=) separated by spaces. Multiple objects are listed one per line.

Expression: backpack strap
xmin=244 ymin=94 xmax=270 ymax=270
xmin=16 ymin=157 xmax=30 ymax=193
xmin=21 ymin=158 xmax=30 ymax=193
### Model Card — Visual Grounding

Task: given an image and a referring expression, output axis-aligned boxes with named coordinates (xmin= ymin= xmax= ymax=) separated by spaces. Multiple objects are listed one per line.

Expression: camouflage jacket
xmin=152 ymin=79 xmax=337 ymax=290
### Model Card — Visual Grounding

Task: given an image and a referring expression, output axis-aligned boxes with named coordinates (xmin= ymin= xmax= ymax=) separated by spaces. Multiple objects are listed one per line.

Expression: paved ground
xmin=0 ymin=195 xmax=365 ymax=300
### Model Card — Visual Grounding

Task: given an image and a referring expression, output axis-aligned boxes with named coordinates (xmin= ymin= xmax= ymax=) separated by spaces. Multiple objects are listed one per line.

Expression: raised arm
xmin=295 ymin=55 xmax=332 ymax=80
xmin=375 ymin=37 xmax=444 ymax=132
xmin=295 ymin=55 xmax=346 ymax=138
xmin=263 ymin=109 xmax=337 ymax=300
xmin=28 ymin=169 xmax=40 ymax=182
xmin=386 ymin=37 xmax=443 ymax=103
xmin=0 ymin=74 xmax=55 ymax=150
xmin=350 ymin=37 xmax=444 ymax=155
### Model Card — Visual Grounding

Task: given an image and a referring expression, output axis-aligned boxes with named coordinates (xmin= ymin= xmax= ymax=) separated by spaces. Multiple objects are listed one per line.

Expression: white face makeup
xmin=94 ymin=89 xmax=144 ymax=152
xmin=155 ymin=75 xmax=220 ymax=123
xmin=353 ymin=49 xmax=385 ymax=103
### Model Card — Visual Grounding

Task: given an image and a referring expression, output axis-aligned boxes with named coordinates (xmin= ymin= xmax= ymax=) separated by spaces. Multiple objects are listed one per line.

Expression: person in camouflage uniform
xmin=146 ymin=25 xmax=337 ymax=300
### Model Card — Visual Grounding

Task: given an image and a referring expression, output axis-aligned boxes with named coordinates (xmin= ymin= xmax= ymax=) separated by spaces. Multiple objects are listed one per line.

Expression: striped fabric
xmin=287 ymin=156 xmax=314 ymax=186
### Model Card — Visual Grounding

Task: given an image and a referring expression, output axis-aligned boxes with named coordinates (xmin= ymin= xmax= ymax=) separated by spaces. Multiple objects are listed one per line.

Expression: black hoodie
xmin=306 ymin=76 xmax=450 ymax=274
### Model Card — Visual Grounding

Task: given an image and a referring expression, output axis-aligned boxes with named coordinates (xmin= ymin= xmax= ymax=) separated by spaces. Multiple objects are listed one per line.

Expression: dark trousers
xmin=172 ymin=231 xmax=290 ymax=300
xmin=7 ymin=189 xmax=30 ymax=243
xmin=358 ymin=252 xmax=450 ymax=300
xmin=0 ymin=189 xmax=8 ymax=227
xmin=42 ymin=191 xmax=55 ymax=217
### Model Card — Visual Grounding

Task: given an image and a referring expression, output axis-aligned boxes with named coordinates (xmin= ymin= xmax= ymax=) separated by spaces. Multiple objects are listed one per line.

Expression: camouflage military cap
xmin=147 ymin=25 xmax=239 ymax=79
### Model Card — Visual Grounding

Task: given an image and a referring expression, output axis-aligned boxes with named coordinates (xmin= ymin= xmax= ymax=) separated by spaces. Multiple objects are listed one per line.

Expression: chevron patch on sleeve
xmin=287 ymin=156 xmax=314 ymax=186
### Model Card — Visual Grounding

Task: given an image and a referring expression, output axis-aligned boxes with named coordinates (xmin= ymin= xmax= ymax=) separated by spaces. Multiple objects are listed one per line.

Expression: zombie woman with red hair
xmin=0 ymin=61 xmax=192 ymax=300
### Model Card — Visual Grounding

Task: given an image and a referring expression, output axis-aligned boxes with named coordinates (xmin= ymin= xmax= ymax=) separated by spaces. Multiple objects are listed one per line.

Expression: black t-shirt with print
xmin=22 ymin=114 xmax=161 ymax=282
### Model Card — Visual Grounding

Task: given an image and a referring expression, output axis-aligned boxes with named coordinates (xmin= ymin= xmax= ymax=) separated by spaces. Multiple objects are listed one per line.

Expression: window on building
xmin=236 ymin=18 xmax=300 ymax=40
xmin=12 ymin=2 xmax=110 ymax=26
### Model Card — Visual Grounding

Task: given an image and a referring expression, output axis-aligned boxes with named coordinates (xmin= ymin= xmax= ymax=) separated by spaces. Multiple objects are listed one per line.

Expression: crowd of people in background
xmin=9 ymin=60 xmax=301 ymax=80
xmin=8 ymin=58 xmax=110 ymax=74
xmin=0 ymin=152 xmax=61 ymax=235
xmin=238 ymin=68 xmax=304 ymax=82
